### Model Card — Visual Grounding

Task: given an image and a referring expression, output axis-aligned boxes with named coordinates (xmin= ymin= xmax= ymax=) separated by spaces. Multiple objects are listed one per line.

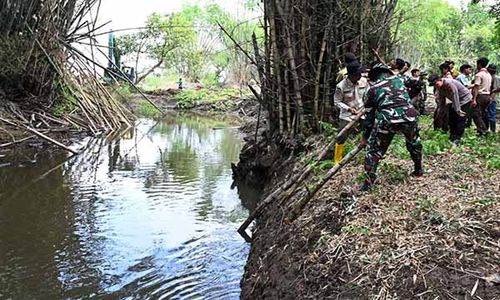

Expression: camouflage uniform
xmin=363 ymin=69 xmax=423 ymax=185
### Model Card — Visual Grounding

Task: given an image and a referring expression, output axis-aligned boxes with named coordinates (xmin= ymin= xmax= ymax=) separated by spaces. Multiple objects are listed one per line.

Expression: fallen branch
xmin=335 ymin=109 xmax=365 ymax=144
xmin=238 ymin=138 xmax=338 ymax=242
xmin=0 ymin=117 xmax=78 ymax=154
xmin=0 ymin=135 xmax=35 ymax=148
xmin=287 ymin=144 xmax=365 ymax=222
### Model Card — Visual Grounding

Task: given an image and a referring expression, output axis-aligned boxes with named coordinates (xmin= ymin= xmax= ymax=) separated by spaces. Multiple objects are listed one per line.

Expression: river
xmin=0 ymin=113 xmax=258 ymax=299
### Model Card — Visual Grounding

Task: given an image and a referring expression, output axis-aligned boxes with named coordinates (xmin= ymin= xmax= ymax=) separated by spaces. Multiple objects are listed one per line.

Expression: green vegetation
xmin=115 ymin=3 xmax=262 ymax=86
xmin=341 ymin=225 xmax=371 ymax=236
xmin=139 ymin=72 xmax=180 ymax=91
xmin=395 ymin=0 xmax=500 ymax=69
xmin=53 ymin=81 xmax=78 ymax=117
xmin=137 ymin=100 xmax=161 ymax=118
xmin=382 ymin=116 xmax=500 ymax=169
xmin=174 ymin=88 xmax=243 ymax=110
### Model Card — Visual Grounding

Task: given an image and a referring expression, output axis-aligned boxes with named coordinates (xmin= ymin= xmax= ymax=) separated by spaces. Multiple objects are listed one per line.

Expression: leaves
xmin=394 ymin=0 xmax=499 ymax=68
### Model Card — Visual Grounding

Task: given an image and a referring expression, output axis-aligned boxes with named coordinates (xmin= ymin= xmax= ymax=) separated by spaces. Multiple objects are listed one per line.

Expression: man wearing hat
xmin=487 ymin=64 xmax=499 ymax=133
xmin=333 ymin=62 xmax=369 ymax=129
xmin=333 ymin=61 xmax=369 ymax=163
xmin=360 ymin=63 xmax=422 ymax=191
xmin=428 ymin=74 xmax=472 ymax=144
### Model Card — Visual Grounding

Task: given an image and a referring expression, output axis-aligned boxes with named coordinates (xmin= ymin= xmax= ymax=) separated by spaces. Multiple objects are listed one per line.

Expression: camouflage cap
xmin=368 ymin=63 xmax=393 ymax=80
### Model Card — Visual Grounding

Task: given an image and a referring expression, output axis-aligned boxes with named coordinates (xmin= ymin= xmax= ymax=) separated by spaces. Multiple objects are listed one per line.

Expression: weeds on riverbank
xmin=137 ymin=101 xmax=162 ymax=118
xmin=174 ymin=88 xmax=244 ymax=110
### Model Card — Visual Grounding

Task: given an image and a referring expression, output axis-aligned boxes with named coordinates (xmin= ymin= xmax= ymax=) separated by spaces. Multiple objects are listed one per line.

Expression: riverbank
xmin=119 ymin=86 xmax=254 ymax=115
xmin=237 ymin=117 xmax=500 ymax=299
xmin=0 ymin=87 xmax=260 ymax=159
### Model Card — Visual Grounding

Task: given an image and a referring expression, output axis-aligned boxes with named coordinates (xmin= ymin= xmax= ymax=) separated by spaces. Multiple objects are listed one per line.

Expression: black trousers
xmin=471 ymin=95 xmax=490 ymax=134
xmin=449 ymin=102 xmax=470 ymax=142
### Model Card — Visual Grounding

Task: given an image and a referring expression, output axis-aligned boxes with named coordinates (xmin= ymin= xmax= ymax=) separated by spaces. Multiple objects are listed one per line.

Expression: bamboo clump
xmin=250 ymin=0 xmax=398 ymax=136
xmin=0 ymin=0 xmax=135 ymax=151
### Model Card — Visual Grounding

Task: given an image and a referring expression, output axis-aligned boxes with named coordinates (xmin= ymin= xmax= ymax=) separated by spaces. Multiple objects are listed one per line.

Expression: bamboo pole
xmin=287 ymin=144 xmax=365 ymax=222
xmin=0 ymin=117 xmax=78 ymax=154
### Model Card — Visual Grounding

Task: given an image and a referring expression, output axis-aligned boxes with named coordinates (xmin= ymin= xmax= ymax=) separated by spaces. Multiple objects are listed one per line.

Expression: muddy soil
xmin=237 ymin=134 xmax=500 ymax=299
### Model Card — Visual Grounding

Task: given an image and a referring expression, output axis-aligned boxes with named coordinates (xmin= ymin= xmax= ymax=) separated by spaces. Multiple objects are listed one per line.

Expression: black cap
xmin=346 ymin=62 xmax=362 ymax=76
xmin=428 ymin=73 xmax=441 ymax=86
xmin=487 ymin=64 xmax=497 ymax=73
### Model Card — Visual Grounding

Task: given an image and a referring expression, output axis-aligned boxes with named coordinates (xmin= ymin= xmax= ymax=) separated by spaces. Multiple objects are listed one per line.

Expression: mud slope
xmin=240 ymin=129 xmax=500 ymax=299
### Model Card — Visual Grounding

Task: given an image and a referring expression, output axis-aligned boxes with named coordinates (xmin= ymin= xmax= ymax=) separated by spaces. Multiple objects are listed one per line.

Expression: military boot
xmin=411 ymin=161 xmax=423 ymax=177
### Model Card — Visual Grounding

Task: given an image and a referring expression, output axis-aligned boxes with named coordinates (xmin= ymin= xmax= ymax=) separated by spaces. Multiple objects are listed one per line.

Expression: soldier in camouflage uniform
xmin=360 ymin=63 xmax=423 ymax=191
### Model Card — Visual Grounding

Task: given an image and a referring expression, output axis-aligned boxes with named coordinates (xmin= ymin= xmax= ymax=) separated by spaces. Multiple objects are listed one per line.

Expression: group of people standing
xmin=332 ymin=53 xmax=499 ymax=191
xmin=430 ymin=58 xmax=499 ymax=144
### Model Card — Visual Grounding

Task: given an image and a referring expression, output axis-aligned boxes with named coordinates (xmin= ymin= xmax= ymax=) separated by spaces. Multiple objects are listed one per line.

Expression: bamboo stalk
xmin=287 ymin=144 xmax=365 ymax=222
xmin=0 ymin=117 xmax=78 ymax=154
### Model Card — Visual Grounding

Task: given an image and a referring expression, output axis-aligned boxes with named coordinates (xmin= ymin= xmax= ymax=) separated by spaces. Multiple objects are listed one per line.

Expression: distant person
xmin=408 ymin=69 xmax=427 ymax=115
xmin=456 ymin=64 xmax=474 ymax=127
xmin=178 ymin=78 xmax=184 ymax=90
xmin=456 ymin=64 xmax=473 ymax=88
xmin=472 ymin=57 xmax=491 ymax=135
xmin=411 ymin=69 xmax=421 ymax=79
xmin=487 ymin=64 xmax=499 ymax=133
xmin=428 ymin=74 xmax=472 ymax=144
xmin=445 ymin=60 xmax=459 ymax=78
xmin=390 ymin=58 xmax=406 ymax=75
xmin=439 ymin=62 xmax=453 ymax=79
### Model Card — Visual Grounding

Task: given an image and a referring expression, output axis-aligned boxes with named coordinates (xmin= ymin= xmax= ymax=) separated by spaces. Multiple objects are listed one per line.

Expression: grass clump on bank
xmin=174 ymin=88 xmax=243 ymax=110
xmin=137 ymin=100 xmax=161 ymax=118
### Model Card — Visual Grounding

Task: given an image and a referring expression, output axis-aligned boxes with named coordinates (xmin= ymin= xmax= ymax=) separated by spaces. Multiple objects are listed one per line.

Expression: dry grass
xmin=242 ymin=128 xmax=500 ymax=299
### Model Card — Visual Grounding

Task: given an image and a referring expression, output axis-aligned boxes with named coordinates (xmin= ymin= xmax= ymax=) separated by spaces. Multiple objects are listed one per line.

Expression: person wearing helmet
xmin=359 ymin=63 xmax=423 ymax=191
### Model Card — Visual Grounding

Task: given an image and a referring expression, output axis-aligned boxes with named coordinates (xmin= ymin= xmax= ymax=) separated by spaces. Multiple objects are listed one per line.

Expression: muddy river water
xmin=0 ymin=113 xmax=258 ymax=299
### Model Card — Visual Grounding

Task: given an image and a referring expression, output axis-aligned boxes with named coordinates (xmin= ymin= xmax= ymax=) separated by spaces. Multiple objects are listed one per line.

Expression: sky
xmin=89 ymin=0 xmax=496 ymax=72
xmin=95 ymin=0 xmax=497 ymax=36
xmin=97 ymin=0 xmax=259 ymax=35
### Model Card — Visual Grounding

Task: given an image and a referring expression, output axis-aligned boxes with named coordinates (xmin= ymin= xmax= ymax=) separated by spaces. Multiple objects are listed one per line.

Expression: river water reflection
xmin=0 ymin=113 xmax=257 ymax=299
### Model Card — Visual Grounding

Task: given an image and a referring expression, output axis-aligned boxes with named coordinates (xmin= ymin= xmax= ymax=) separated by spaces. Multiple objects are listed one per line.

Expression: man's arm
xmin=472 ymin=74 xmax=481 ymax=105
xmin=447 ymin=82 xmax=461 ymax=113
xmin=371 ymin=48 xmax=385 ymax=64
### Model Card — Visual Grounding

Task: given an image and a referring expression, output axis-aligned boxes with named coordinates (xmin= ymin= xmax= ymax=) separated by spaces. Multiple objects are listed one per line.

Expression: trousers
xmin=364 ymin=122 xmax=423 ymax=184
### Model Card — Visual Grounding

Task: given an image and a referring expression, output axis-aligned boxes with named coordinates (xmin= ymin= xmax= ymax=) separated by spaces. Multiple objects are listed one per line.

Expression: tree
xmin=393 ymin=0 xmax=499 ymax=70
xmin=115 ymin=12 xmax=197 ymax=83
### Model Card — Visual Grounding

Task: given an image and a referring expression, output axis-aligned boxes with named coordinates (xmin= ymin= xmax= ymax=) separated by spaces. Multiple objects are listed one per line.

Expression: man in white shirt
xmin=472 ymin=57 xmax=492 ymax=135
xmin=333 ymin=62 xmax=369 ymax=129
xmin=332 ymin=62 xmax=369 ymax=164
